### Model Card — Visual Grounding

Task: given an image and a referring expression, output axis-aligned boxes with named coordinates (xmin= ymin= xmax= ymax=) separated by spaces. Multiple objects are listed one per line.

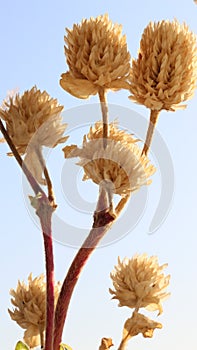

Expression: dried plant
xmin=0 ymin=13 xmax=196 ymax=350
xmin=8 ymin=274 xmax=61 ymax=349
xmin=129 ymin=19 xmax=197 ymax=155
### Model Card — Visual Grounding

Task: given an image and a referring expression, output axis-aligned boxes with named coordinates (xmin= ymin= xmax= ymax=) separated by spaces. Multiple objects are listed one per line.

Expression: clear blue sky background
xmin=0 ymin=1 xmax=197 ymax=349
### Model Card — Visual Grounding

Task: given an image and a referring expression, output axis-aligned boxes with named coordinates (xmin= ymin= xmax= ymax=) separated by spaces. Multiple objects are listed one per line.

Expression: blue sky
xmin=0 ymin=1 xmax=197 ymax=349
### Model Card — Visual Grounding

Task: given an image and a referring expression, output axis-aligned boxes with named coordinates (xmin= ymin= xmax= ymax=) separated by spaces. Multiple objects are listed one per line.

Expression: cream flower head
xmin=129 ymin=19 xmax=197 ymax=111
xmin=109 ymin=254 xmax=170 ymax=315
xmin=63 ymin=122 xmax=155 ymax=198
xmin=60 ymin=14 xmax=131 ymax=99
xmin=8 ymin=274 xmax=61 ymax=349
xmin=0 ymin=86 xmax=68 ymax=184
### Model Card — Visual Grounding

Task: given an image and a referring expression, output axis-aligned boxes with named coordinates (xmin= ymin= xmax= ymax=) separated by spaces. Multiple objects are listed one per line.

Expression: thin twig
xmin=35 ymin=146 xmax=56 ymax=206
xmin=53 ymin=193 xmax=130 ymax=350
xmin=98 ymin=88 xmax=109 ymax=148
xmin=141 ymin=109 xmax=160 ymax=156
xmin=0 ymin=118 xmax=44 ymax=196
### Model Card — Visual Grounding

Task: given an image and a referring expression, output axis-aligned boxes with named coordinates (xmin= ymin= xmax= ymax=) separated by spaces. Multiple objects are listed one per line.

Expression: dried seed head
xmin=0 ymin=86 xmax=68 ymax=184
xmin=0 ymin=86 xmax=67 ymax=154
xmin=109 ymin=254 xmax=170 ymax=314
xmin=63 ymin=121 xmax=155 ymax=197
xmin=129 ymin=20 xmax=197 ymax=111
xmin=8 ymin=273 xmax=61 ymax=348
xmin=60 ymin=14 xmax=131 ymax=98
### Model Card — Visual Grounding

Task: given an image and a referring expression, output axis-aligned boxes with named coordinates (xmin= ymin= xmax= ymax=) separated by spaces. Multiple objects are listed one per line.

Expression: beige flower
xmin=63 ymin=122 xmax=155 ymax=198
xmin=122 ymin=311 xmax=162 ymax=340
xmin=8 ymin=273 xmax=61 ymax=349
xmin=129 ymin=20 xmax=197 ymax=111
xmin=109 ymin=254 xmax=170 ymax=314
xmin=60 ymin=14 xmax=131 ymax=99
xmin=0 ymin=86 xmax=68 ymax=183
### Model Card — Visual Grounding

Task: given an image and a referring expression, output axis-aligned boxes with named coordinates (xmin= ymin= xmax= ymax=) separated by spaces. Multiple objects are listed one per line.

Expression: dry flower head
xmin=129 ymin=19 xmax=197 ymax=111
xmin=60 ymin=14 xmax=131 ymax=98
xmin=109 ymin=253 xmax=170 ymax=315
xmin=63 ymin=122 xmax=155 ymax=198
xmin=8 ymin=273 xmax=61 ymax=348
xmin=0 ymin=86 xmax=68 ymax=184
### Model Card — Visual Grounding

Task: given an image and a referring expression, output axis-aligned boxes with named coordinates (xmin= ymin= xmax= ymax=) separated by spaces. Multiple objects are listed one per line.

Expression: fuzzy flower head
xmin=0 ymin=86 xmax=68 ymax=184
xmin=109 ymin=254 xmax=170 ymax=315
xmin=0 ymin=86 xmax=67 ymax=154
xmin=8 ymin=274 xmax=61 ymax=349
xmin=63 ymin=122 xmax=155 ymax=198
xmin=129 ymin=20 xmax=197 ymax=111
xmin=60 ymin=14 xmax=131 ymax=99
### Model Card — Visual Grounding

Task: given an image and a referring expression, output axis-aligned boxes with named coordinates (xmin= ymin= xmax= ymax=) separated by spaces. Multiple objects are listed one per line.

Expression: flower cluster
xmin=0 ymin=86 xmax=67 ymax=154
xmin=0 ymin=86 xmax=68 ymax=184
xmin=60 ymin=14 xmax=131 ymax=99
xmin=8 ymin=274 xmax=61 ymax=348
xmin=109 ymin=254 xmax=170 ymax=315
xmin=129 ymin=20 xmax=197 ymax=111
xmin=63 ymin=122 xmax=155 ymax=199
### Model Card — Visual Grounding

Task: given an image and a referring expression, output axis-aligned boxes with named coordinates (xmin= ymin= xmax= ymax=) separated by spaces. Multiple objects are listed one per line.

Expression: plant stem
xmin=35 ymin=146 xmax=56 ymax=207
xmin=117 ymin=337 xmax=129 ymax=350
xmin=53 ymin=194 xmax=130 ymax=350
xmin=98 ymin=88 xmax=109 ymax=148
xmin=0 ymin=118 xmax=44 ymax=196
xmin=0 ymin=119 xmax=55 ymax=350
xmin=141 ymin=109 xmax=160 ymax=156
xmin=37 ymin=200 xmax=55 ymax=350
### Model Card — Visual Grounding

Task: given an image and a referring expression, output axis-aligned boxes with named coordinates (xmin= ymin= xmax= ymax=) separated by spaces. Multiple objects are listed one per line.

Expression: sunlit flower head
xmin=8 ymin=274 xmax=61 ymax=349
xmin=109 ymin=254 xmax=170 ymax=314
xmin=0 ymin=86 xmax=68 ymax=184
xmin=60 ymin=14 xmax=131 ymax=99
xmin=0 ymin=86 xmax=67 ymax=154
xmin=63 ymin=121 xmax=155 ymax=197
xmin=129 ymin=19 xmax=197 ymax=111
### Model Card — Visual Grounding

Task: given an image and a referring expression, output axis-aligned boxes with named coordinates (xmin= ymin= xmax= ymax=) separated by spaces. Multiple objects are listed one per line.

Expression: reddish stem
xmin=53 ymin=209 xmax=115 ymax=350
xmin=0 ymin=119 xmax=55 ymax=350
xmin=37 ymin=201 xmax=55 ymax=350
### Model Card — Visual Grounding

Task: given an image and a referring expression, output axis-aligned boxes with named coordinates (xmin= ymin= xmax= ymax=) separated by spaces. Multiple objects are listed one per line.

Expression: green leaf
xmin=60 ymin=343 xmax=72 ymax=350
xmin=15 ymin=341 xmax=29 ymax=350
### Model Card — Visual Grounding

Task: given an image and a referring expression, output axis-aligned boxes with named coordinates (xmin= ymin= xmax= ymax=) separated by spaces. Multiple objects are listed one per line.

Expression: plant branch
xmin=53 ymin=194 xmax=130 ymax=350
xmin=0 ymin=118 xmax=44 ymax=196
xmin=141 ymin=109 xmax=160 ymax=156
xmin=37 ymin=200 xmax=55 ymax=350
xmin=0 ymin=118 xmax=55 ymax=350
xmin=98 ymin=88 xmax=109 ymax=149
xmin=35 ymin=146 xmax=56 ymax=207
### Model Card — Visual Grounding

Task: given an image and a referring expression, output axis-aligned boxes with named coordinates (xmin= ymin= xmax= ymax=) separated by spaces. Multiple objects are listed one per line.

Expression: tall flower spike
xmin=60 ymin=14 xmax=131 ymax=99
xmin=0 ymin=86 xmax=68 ymax=184
xmin=109 ymin=254 xmax=170 ymax=315
xmin=129 ymin=20 xmax=197 ymax=155
xmin=63 ymin=122 xmax=155 ymax=206
xmin=8 ymin=274 xmax=61 ymax=349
